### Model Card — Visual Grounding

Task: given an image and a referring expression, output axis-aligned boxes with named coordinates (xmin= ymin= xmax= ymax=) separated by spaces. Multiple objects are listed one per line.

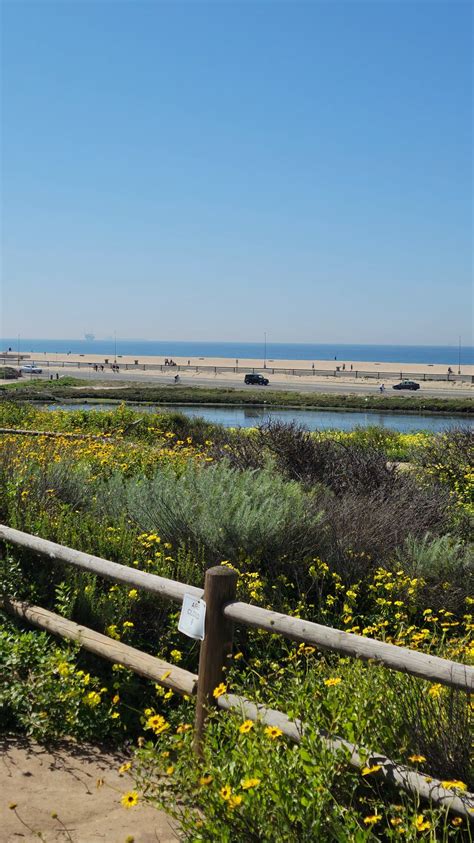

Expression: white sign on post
xmin=178 ymin=594 xmax=207 ymax=641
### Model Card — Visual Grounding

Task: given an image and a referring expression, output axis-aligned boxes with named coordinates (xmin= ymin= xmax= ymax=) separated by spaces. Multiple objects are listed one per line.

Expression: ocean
xmin=1 ymin=339 xmax=473 ymax=366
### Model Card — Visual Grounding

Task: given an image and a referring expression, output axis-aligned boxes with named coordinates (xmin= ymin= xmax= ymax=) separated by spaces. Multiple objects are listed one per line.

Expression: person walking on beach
xmin=379 ymin=383 xmax=385 ymax=393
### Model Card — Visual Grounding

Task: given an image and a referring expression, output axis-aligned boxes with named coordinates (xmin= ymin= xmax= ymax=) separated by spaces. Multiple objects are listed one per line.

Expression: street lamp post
xmin=458 ymin=335 xmax=461 ymax=375
xmin=114 ymin=331 xmax=117 ymax=365
xmin=264 ymin=332 xmax=267 ymax=369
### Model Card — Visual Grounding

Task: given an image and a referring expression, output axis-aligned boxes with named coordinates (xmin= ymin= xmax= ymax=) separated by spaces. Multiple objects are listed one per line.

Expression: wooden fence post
xmin=194 ymin=566 xmax=238 ymax=755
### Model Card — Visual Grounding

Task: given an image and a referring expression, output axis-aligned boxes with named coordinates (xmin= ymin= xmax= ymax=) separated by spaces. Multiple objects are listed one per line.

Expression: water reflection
xmin=45 ymin=403 xmax=472 ymax=433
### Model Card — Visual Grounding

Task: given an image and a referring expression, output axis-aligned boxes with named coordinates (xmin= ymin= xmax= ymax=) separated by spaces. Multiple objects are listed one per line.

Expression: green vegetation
xmin=1 ymin=377 xmax=473 ymax=414
xmin=0 ymin=403 xmax=472 ymax=840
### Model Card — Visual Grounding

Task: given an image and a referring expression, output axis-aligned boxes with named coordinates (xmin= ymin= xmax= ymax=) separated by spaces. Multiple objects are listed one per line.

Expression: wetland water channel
xmin=46 ymin=403 xmax=473 ymax=433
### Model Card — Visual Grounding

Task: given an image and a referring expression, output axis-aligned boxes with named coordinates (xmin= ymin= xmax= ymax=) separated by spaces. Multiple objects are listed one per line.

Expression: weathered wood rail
xmin=1 ymin=526 xmax=470 ymax=692
xmin=3 ymin=599 xmax=197 ymax=696
xmin=1 ymin=524 xmax=473 ymax=819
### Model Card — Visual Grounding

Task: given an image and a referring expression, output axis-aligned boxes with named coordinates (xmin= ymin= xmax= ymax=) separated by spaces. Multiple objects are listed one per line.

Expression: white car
xmin=21 ymin=364 xmax=43 ymax=374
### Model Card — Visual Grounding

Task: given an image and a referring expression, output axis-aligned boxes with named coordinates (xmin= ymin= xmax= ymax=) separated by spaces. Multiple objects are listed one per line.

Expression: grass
xmin=0 ymin=378 xmax=473 ymax=414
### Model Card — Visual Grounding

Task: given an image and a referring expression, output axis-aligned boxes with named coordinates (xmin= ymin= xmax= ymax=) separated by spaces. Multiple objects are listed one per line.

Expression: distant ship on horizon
xmin=84 ymin=333 xmax=95 ymax=341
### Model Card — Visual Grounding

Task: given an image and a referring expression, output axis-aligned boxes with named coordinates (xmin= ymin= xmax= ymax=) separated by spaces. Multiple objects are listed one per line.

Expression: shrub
xmin=210 ymin=420 xmax=397 ymax=496
xmin=414 ymin=426 xmax=473 ymax=514
xmin=0 ymin=619 xmax=122 ymax=741
xmin=317 ymin=473 xmax=452 ymax=579
xmin=98 ymin=461 xmax=325 ymax=568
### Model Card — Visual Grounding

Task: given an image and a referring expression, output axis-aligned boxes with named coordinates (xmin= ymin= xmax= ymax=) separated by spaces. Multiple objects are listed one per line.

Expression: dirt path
xmin=0 ymin=736 xmax=179 ymax=843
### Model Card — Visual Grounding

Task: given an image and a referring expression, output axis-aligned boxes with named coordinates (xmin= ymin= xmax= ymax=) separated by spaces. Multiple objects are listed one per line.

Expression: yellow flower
xmin=128 ymin=589 xmax=138 ymax=599
xmin=428 ymin=683 xmax=442 ymax=698
xmin=166 ymin=765 xmax=174 ymax=775
xmin=145 ymin=714 xmax=170 ymax=735
xmin=121 ymin=791 xmax=139 ymax=809
xmin=57 ymin=662 xmax=70 ymax=677
xmin=228 ymin=794 xmax=242 ymax=810
xmin=264 ymin=726 xmax=283 ymax=740
xmin=83 ymin=691 xmax=101 ymax=707
xmin=414 ymin=815 xmax=431 ymax=831
xmin=390 ymin=817 xmax=403 ymax=826
xmin=119 ymin=762 xmax=132 ymax=774
xmin=451 ymin=817 xmax=462 ymax=827
xmin=363 ymin=815 xmax=382 ymax=825
xmin=441 ymin=780 xmax=466 ymax=791
xmin=213 ymin=683 xmax=227 ymax=698
xmin=220 ymin=785 xmax=232 ymax=800
xmin=324 ymin=677 xmax=342 ymax=687
xmin=170 ymin=649 xmax=182 ymax=663
xmin=176 ymin=723 xmax=192 ymax=734
xmin=408 ymin=754 xmax=426 ymax=763
xmin=239 ymin=720 xmax=254 ymax=734
xmin=361 ymin=765 xmax=382 ymax=776
xmin=199 ymin=775 xmax=213 ymax=786
xmin=241 ymin=777 xmax=261 ymax=790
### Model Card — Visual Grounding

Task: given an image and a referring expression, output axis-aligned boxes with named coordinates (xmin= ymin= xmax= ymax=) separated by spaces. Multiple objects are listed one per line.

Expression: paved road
xmin=26 ymin=368 xmax=474 ymax=399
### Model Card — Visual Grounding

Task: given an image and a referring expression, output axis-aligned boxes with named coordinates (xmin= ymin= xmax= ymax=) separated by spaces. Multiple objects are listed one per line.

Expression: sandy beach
xmin=3 ymin=350 xmax=473 ymax=378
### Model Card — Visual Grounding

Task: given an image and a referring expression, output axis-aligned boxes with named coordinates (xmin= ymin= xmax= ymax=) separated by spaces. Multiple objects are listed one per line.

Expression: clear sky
xmin=1 ymin=0 xmax=472 ymax=345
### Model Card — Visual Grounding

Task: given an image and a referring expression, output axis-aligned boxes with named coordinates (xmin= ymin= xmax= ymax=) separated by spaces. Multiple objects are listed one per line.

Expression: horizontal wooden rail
xmin=0 ymin=525 xmax=203 ymax=604
xmin=223 ymin=602 xmax=474 ymax=692
xmin=217 ymin=694 xmax=474 ymax=819
xmin=1 ymin=525 xmax=471 ymax=691
xmin=2 ymin=599 xmax=197 ymax=697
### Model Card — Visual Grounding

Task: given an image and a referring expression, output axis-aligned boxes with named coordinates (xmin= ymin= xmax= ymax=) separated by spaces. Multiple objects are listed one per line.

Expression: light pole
xmin=17 ymin=335 xmax=20 ymax=366
xmin=114 ymin=331 xmax=117 ymax=365
xmin=264 ymin=332 xmax=267 ymax=369
xmin=458 ymin=335 xmax=461 ymax=375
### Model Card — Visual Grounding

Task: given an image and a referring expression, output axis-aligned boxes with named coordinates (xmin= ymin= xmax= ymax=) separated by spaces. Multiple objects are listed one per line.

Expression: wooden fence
xmin=1 ymin=524 xmax=472 ymax=819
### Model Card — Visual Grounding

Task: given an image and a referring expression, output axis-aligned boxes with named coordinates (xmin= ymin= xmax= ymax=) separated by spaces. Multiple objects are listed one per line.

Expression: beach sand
xmin=5 ymin=350 xmax=472 ymax=378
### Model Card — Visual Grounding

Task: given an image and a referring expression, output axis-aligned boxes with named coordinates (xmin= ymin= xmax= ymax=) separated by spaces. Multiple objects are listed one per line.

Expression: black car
xmin=244 ymin=373 xmax=269 ymax=386
xmin=392 ymin=380 xmax=420 ymax=391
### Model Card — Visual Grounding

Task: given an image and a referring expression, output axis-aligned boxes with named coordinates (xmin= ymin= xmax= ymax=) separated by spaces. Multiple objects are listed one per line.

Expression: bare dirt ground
xmin=0 ymin=736 xmax=179 ymax=843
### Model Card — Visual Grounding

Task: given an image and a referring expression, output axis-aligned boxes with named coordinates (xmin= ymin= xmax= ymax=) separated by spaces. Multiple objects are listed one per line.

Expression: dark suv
xmin=244 ymin=373 xmax=269 ymax=386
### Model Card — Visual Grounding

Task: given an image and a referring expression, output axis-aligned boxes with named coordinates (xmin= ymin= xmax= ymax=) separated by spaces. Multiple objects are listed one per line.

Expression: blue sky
xmin=1 ymin=0 xmax=472 ymax=344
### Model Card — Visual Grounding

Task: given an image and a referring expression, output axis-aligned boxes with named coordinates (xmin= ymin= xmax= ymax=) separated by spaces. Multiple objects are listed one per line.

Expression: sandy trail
xmin=0 ymin=736 xmax=179 ymax=843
